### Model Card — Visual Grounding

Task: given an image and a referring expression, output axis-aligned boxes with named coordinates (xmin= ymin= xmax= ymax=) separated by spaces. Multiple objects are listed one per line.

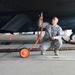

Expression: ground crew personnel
xmin=39 ymin=17 xmax=63 ymax=56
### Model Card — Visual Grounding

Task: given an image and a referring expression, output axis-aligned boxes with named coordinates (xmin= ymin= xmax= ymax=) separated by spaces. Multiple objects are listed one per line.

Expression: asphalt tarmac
xmin=0 ymin=34 xmax=75 ymax=75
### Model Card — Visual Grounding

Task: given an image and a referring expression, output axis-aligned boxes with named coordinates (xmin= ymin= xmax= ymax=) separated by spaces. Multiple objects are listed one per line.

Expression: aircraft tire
xmin=70 ymin=34 xmax=75 ymax=40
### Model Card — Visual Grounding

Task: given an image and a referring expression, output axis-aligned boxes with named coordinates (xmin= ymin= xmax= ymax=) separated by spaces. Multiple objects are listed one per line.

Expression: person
xmin=39 ymin=17 xmax=63 ymax=56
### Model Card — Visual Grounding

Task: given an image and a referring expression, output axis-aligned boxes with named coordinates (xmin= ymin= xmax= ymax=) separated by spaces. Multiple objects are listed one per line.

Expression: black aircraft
xmin=0 ymin=0 xmax=75 ymax=43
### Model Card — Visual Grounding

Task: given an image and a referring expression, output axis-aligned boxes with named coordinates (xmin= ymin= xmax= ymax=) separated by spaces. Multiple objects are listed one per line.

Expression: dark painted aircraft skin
xmin=0 ymin=13 xmax=75 ymax=43
xmin=0 ymin=14 xmax=75 ymax=33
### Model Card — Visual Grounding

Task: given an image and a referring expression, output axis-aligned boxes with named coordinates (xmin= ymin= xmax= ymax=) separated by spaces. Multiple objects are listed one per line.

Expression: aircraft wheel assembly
xmin=70 ymin=34 xmax=75 ymax=40
xmin=20 ymin=48 xmax=30 ymax=58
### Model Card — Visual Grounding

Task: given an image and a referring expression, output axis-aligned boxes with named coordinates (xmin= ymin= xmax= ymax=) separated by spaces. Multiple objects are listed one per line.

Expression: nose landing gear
xmin=70 ymin=34 xmax=75 ymax=43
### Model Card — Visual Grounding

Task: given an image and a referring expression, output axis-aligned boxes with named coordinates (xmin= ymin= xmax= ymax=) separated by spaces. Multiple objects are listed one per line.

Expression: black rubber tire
xmin=70 ymin=34 xmax=75 ymax=40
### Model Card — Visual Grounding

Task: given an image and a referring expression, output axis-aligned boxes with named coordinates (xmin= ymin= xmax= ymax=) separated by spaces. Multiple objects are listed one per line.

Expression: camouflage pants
xmin=39 ymin=39 xmax=62 ymax=51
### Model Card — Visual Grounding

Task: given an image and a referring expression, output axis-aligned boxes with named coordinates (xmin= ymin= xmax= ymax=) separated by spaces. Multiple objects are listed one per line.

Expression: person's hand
xmin=50 ymin=37 xmax=55 ymax=40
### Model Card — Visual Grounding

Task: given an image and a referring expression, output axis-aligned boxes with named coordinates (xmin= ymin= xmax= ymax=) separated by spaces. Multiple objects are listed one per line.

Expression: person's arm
xmin=38 ymin=22 xmax=49 ymax=28
xmin=54 ymin=27 xmax=63 ymax=39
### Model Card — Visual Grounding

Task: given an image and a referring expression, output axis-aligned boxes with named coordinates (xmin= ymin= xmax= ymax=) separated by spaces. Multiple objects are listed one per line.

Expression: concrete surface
xmin=0 ymin=43 xmax=75 ymax=49
xmin=0 ymin=43 xmax=75 ymax=75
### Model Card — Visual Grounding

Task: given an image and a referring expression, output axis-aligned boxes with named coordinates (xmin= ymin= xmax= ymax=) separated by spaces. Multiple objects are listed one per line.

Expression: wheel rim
xmin=20 ymin=49 xmax=29 ymax=58
xmin=71 ymin=34 xmax=75 ymax=40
